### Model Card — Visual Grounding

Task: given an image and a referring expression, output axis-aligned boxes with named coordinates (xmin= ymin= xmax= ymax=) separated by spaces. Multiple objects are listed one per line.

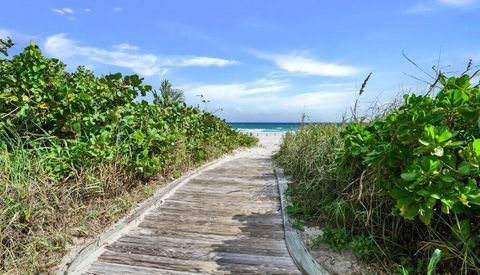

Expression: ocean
xmin=229 ymin=122 xmax=302 ymax=133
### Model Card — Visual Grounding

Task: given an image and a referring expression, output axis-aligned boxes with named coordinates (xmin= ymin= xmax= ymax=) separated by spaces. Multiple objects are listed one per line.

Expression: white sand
xmin=242 ymin=132 xmax=284 ymax=157
xmin=301 ymin=226 xmax=369 ymax=274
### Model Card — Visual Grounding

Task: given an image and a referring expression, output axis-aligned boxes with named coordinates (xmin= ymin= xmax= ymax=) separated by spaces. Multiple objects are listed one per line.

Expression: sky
xmin=1 ymin=0 xmax=480 ymax=122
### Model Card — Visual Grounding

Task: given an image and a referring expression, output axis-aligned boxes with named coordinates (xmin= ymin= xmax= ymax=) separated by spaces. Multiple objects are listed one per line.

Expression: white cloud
xmin=113 ymin=43 xmax=139 ymax=51
xmin=84 ymin=8 xmax=91 ymax=13
xmin=52 ymin=8 xmax=74 ymax=15
xmin=438 ymin=0 xmax=477 ymax=6
xmin=179 ymin=56 xmax=238 ymax=67
xmin=43 ymin=34 xmax=238 ymax=77
xmin=45 ymin=34 xmax=164 ymax=76
xmin=405 ymin=0 xmax=480 ymax=13
xmin=114 ymin=7 xmax=122 ymax=12
xmin=279 ymin=91 xmax=354 ymax=110
xmin=404 ymin=2 xmax=436 ymax=13
xmin=51 ymin=9 xmax=64 ymax=14
xmin=253 ymin=51 xmax=361 ymax=77
xmin=181 ymin=78 xmax=356 ymax=122
xmin=264 ymin=90 xmax=355 ymax=121
xmin=63 ymin=8 xmax=74 ymax=14
xmin=184 ymin=78 xmax=289 ymax=99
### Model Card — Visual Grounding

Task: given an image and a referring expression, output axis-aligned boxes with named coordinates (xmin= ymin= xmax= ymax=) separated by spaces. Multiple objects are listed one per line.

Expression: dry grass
xmin=0 ymin=146 xmax=158 ymax=274
xmin=0 ymin=137 xmax=241 ymax=274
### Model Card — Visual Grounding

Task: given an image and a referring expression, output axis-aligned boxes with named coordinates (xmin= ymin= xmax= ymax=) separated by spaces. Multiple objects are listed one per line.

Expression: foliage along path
xmin=80 ymin=135 xmax=301 ymax=274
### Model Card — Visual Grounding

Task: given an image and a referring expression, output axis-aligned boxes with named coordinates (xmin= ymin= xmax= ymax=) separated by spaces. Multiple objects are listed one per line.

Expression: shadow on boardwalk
xmin=211 ymin=181 xmax=300 ymax=274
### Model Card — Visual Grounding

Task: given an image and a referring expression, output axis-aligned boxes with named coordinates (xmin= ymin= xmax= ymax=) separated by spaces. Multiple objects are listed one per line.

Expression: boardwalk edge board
xmin=274 ymin=166 xmax=330 ymax=275
xmin=57 ymin=151 xmax=239 ymax=275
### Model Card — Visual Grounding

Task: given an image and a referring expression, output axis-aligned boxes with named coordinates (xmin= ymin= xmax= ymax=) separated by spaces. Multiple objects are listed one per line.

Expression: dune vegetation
xmin=0 ymin=39 xmax=257 ymax=273
xmin=277 ymin=71 xmax=480 ymax=274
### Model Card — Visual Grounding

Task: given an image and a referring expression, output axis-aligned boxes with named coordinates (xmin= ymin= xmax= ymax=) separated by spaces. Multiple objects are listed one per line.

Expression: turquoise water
xmin=229 ymin=122 xmax=302 ymax=132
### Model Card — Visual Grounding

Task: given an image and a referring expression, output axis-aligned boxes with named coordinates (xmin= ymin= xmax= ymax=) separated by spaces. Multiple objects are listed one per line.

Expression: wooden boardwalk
xmin=84 ymin=152 xmax=301 ymax=274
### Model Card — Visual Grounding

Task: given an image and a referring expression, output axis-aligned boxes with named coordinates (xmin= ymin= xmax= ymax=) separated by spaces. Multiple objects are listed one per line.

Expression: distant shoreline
xmin=229 ymin=122 xmax=340 ymax=133
xmin=238 ymin=129 xmax=289 ymax=134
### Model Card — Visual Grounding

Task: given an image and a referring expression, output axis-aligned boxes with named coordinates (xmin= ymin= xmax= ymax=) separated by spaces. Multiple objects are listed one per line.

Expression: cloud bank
xmin=51 ymin=8 xmax=74 ymax=15
xmin=182 ymin=78 xmax=356 ymax=122
xmin=405 ymin=0 xmax=480 ymax=13
xmin=253 ymin=51 xmax=361 ymax=77
xmin=44 ymin=34 xmax=238 ymax=77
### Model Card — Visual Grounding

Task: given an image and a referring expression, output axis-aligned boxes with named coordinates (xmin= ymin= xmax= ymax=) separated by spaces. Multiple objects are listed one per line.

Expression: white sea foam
xmin=236 ymin=128 xmax=288 ymax=133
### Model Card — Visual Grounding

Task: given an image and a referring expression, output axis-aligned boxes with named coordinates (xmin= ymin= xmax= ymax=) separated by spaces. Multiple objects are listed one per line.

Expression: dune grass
xmin=1 ymin=140 xmax=151 ymax=272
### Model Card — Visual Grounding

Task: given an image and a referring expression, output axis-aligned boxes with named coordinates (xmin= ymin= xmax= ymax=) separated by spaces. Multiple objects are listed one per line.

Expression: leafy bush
xmin=277 ymin=71 xmax=480 ymax=273
xmin=0 ymin=40 xmax=257 ymax=272
xmin=338 ymin=73 xmax=480 ymax=270
xmin=340 ymin=74 xmax=480 ymax=225
xmin=0 ymin=42 xmax=256 ymax=179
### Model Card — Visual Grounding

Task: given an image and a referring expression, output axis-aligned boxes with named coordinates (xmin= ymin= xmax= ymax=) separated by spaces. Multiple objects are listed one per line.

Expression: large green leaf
xmin=401 ymin=172 xmax=418 ymax=182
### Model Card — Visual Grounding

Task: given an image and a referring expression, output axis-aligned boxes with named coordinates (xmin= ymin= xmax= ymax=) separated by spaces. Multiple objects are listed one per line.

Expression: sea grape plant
xmin=340 ymin=73 xmax=480 ymax=225
xmin=0 ymin=41 xmax=256 ymax=180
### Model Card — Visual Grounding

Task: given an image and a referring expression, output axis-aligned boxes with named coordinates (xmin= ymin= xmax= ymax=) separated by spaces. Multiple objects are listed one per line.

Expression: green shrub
xmin=338 ymin=73 xmax=480 ymax=271
xmin=350 ymin=234 xmax=378 ymax=261
xmin=0 ymin=40 xmax=257 ymax=272
xmin=277 ymin=71 xmax=480 ymax=273
xmin=0 ymin=41 xmax=255 ymax=179
xmin=321 ymin=226 xmax=348 ymax=251
xmin=340 ymin=73 xmax=480 ymax=225
xmin=312 ymin=230 xmax=378 ymax=261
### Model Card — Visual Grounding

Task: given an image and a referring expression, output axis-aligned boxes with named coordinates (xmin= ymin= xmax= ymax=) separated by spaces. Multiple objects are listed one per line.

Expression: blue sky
xmin=1 ymin=0 xmax=480 ymax=122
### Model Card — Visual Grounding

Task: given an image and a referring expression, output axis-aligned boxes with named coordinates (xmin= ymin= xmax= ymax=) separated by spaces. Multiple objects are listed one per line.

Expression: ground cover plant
xmin=277 ymin=70 xmax=480 ymax=274
xmin=0 ymin=40 xmax=257 ymax=273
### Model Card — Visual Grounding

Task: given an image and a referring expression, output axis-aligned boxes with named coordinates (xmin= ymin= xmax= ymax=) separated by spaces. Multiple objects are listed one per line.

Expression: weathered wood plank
xmin=160 ymin=201 xmax=280 ymax=212
xmin=148 ymin=207 xmax=282 ymax=219
xmin=152 ymin=206 xmax=281 ymax=217
xmin=164 ymin=196 xmax=280 ymax=206
xmin=143 ymin=212 xmax=284 ymax=225
xmin=87 ymin=262 xmax=205 ymax=275
xmin=106 ymin=241 xmax=291 ymax=259
xmin=97 ymin=250 xmax=221 ymax=273
xmin=163 ymin=195 xmax=279 ymax=205
xmin=114 ymin=236 xmax=290 ymax=255
xmin=137 ymin=221 xmax=286 ymax=239
xmin=97 ymin=250 xmax=299 ymax=274
xmin=213 ymin=262 xmax=301 ymax=275
xmin=90 ymin=256 xmax=299 ymax=275
xmin=176 ymin=186 xmax=279 ymax=195
xmin=138 ymin=216 xmax=284 ymax=231
xmin=121 ymin=233 xmax=294 ymax=256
